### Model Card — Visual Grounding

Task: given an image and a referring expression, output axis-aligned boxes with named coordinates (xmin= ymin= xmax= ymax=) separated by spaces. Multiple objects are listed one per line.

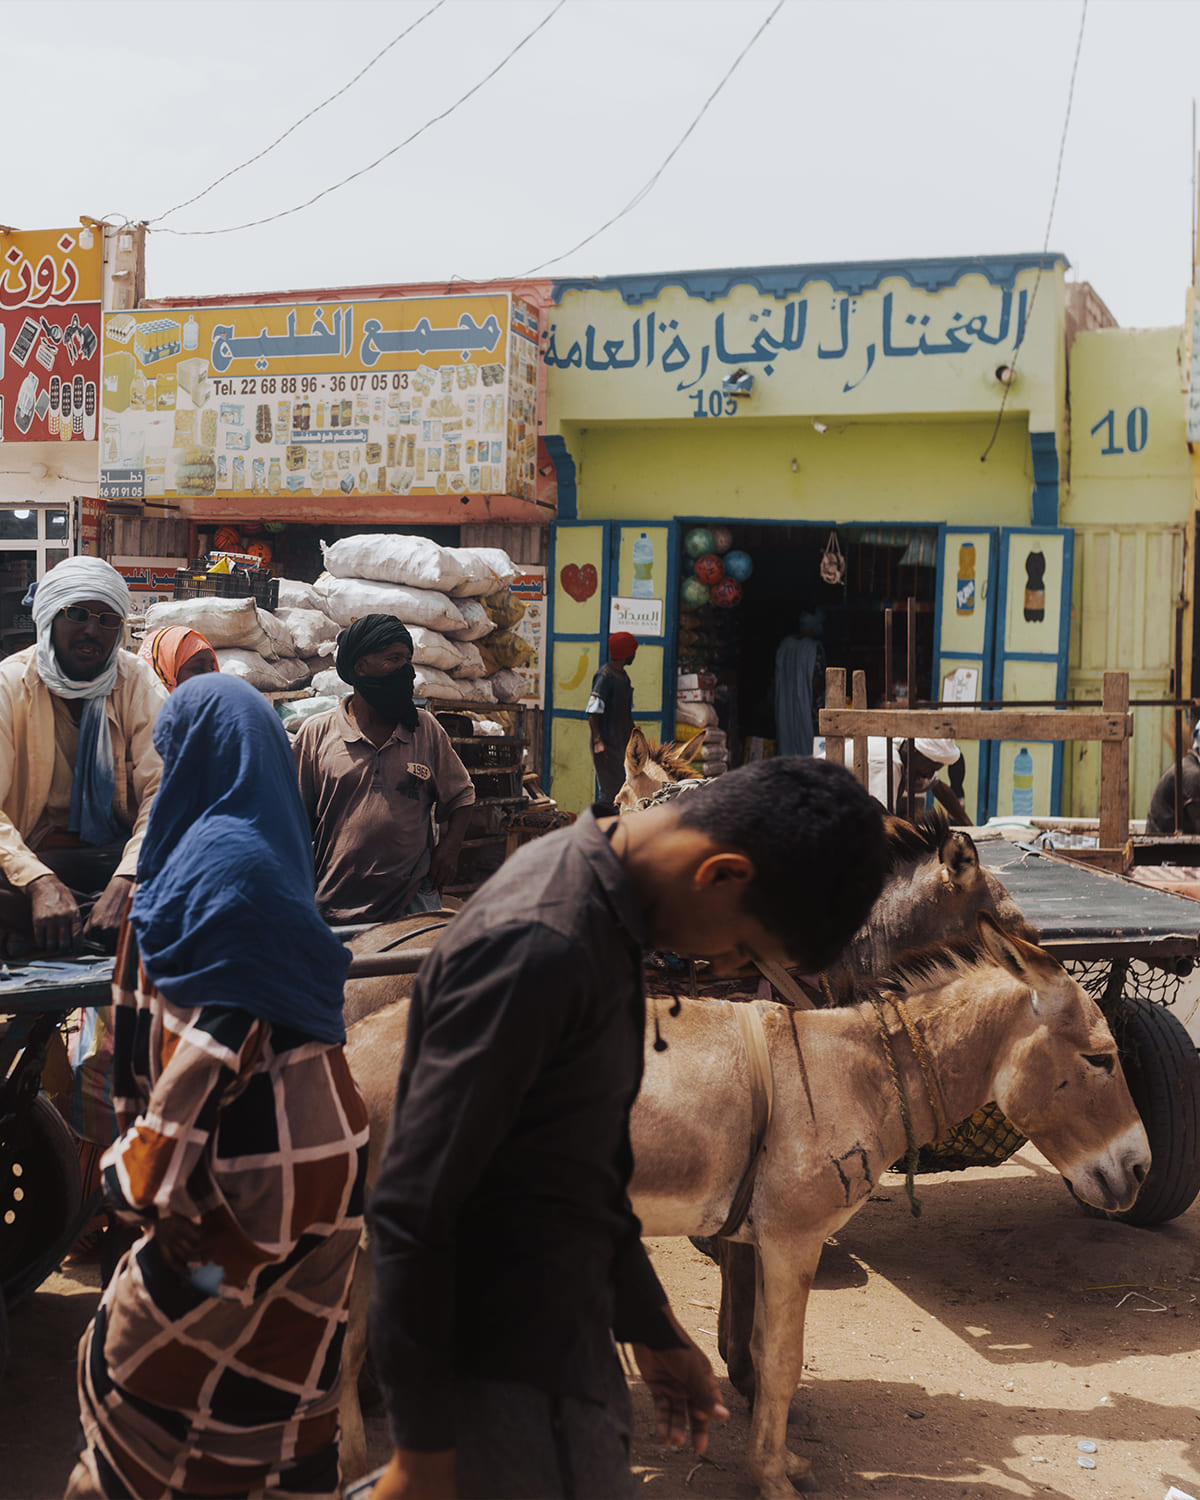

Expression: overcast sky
xmin=3 ymin=0 xmax=1196 ymax=326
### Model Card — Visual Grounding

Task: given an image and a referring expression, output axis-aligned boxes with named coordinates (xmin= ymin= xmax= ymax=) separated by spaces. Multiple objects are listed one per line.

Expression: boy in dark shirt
xmin=367 ymin=756 xmax=889 ymax=1500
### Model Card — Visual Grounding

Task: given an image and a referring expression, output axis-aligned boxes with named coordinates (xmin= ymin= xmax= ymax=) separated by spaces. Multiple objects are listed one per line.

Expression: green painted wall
xmin=566 ymin=414 xmax=1034 ymax=527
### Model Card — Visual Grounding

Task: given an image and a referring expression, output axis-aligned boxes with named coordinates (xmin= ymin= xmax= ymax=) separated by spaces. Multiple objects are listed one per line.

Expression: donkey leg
xmin=717 ymin=1238 xmax=758 ymax=1402
xmin=339 ymin=1235 xmax=373 ymax=1482
xmin=745 ymin=1234 xmax=823 ymax=1500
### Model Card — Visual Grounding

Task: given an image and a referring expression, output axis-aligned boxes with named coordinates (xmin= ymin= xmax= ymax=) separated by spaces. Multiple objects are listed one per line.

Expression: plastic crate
xmin=173 ymin=567 xmax=279 ymax=610
xmin=452 ymin=736 xmax=524 ymax=771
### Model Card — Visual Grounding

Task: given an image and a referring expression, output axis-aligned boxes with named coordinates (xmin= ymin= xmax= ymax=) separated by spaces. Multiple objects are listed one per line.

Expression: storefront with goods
xmin=538 ymin=253 xmax=1195 ymax=822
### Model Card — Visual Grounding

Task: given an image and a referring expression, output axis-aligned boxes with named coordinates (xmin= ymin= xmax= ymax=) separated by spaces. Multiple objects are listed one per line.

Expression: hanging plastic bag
xmin=820 ymin=530 xmax=846 ymax=585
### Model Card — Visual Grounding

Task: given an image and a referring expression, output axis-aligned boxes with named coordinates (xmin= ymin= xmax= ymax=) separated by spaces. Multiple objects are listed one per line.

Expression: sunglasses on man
xmin=59 ymin=604 xmax=125 ymax=630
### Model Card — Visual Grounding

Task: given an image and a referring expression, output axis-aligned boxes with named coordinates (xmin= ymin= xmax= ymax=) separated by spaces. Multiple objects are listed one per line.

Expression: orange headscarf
xmin=138 ymin=626 xmax=217 ymax=691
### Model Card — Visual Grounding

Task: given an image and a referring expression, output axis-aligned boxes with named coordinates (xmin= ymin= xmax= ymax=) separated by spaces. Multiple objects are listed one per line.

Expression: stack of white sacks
xmin=142 ymin=534 xmax=529 ymax=707
xmin=675 ymin=672 xmax=729 ymax=777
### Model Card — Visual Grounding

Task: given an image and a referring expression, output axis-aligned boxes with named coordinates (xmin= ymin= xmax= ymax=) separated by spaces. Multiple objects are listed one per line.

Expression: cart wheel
xmin=0 ymin=1093 xmax=82 ymax=1301
xmin=1075 ymin=995 xmax=1200 ymax=1227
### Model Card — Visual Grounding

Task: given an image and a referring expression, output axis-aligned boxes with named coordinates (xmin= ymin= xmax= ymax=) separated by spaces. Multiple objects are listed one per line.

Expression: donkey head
xmin=974 ymin=912 xmax=1150 ymax=1214
xmin=615 ymin=726 xmax=707 ymax=813
xmin=823 ymin=812 xmax=1038 ymax=1003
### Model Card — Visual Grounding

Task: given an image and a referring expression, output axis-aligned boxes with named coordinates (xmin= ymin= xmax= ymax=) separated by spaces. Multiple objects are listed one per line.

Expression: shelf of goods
xmin=430 ymin=702 xmax=531 ymax=896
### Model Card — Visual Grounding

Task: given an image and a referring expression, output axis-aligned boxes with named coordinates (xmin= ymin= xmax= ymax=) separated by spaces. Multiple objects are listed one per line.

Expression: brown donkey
xmin=342 ymin=916 xmax=1147 ymax=1495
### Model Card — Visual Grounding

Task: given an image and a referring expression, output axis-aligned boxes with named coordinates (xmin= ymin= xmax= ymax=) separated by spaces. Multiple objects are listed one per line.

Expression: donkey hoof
xmin=785 ymin=1450 xmax=813 ymax=1480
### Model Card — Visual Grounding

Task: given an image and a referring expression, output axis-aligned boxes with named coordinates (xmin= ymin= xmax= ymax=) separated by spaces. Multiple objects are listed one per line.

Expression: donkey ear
xmin=976 ymin=910 xmax=1063 ymax=982
xmin=941 ymin=829 xmax=980 ymax=885
xmin=625 ymin=725 xmax=650 ymax=775
xmin=682 ymin=727 xmax=707 ymax=763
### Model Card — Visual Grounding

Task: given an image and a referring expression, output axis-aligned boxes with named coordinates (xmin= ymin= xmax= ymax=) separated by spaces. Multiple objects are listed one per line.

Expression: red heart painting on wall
xmin=560 ymin=563 xmax=597 ymax=602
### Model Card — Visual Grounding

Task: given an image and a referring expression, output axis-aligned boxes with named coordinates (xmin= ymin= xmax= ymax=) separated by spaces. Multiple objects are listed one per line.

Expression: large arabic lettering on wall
xmin=544 ymin=274 xmax=1043 ymax=423
xmin=99 ymin=293 xmax=540 ymax=505
xmin=0 ymin=226 xmax=102 ymax=445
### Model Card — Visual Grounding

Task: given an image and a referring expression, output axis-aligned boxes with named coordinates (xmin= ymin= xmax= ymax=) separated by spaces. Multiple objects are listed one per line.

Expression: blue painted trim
xmin=552 ymin=252 xmax=1069 ymax=307
xmin=543 ymin=434 xmax=578 ymax=521
xmin=1029 ymin=431 xmax=1060 ymax=527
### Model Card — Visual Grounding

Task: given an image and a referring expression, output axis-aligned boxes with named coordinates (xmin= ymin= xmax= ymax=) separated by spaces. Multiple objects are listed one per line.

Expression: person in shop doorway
xmin=588 ymin=632 xmax=638 ymax=804
xmin=1145 ymin=720 xmax=1200 ymax=833
xmin=292 ymin=614 xmax=476 ymax=924
xmin=773 ymin=610 xmax=825 ymax=757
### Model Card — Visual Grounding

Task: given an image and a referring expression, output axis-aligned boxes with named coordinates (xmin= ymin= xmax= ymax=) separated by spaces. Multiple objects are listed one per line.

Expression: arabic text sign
xmin=609 ymin=596 xmax=664 ymax=634
xmin=544 ymin=271 xmax=1054 ymax=424
xmin=99 ymin=293 xmax=540 ymax=505
xmin=0 ymin=227 xmax=102 ymax=444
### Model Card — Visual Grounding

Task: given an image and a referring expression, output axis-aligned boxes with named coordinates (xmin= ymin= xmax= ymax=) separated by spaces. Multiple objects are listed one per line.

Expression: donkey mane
xmin=873 ymin=935 xmax=993 ymax=1002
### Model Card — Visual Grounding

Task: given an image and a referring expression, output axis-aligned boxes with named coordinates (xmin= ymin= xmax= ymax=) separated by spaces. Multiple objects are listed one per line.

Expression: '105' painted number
xmin=688 ymin=389 xmax=739 ymax=418
xmin=1090 ymin=406 xmax=1148 ymax=454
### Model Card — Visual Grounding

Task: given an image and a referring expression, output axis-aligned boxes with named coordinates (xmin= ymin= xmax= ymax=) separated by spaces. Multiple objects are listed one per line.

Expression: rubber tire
xmin=0 ymin=1092 xmax=82 ymax=1301
xmin=1077 ymin=995 xmax=1200 ymax=1227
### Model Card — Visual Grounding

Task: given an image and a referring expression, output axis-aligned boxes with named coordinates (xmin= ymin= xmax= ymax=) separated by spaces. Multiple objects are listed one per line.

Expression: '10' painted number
xmin=1090 ymin=407 xmax=1148 ymax=454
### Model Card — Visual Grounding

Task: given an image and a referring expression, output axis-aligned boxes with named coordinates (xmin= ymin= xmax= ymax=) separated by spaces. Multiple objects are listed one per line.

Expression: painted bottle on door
xmin=956 ymin=544 xmax=975 ymax=615
xmin=631 ymin=532 xmax=655 ymax=599
xmin=1024 ymin=550 xmax=1046 ymax=623
xmin=1012 ymin=747 xmax=1034 ymax=816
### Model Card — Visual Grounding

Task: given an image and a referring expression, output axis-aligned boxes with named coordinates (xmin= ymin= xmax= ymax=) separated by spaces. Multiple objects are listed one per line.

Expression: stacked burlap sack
xmin=143 ymin=535 xmax=534 ymax=707
xmin=142 ymin=595 xmax=316 ymax=693
xmin=304 ymin=534 xmax=531 ymax=705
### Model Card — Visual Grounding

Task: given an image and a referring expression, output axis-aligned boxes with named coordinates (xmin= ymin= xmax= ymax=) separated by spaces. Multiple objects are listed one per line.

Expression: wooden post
xmin=852 ymin=670 xmax=869 ymax=791
xmin=1099 ymin=670 xmax=1130 ymax=853
xmin=1174 ymin=601 xmax=1184 ymax=832
xmin=884 ymin=607 xmax=895 ymax=812
xmin=905 ymin=595 xmax=917 ymax=817
xmin=825 ymin=668 xmax=846 ymax=767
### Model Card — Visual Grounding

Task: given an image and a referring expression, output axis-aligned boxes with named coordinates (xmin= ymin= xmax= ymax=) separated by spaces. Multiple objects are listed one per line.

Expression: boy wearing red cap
xmin=587 ymin=633 xmax=638 ymax=804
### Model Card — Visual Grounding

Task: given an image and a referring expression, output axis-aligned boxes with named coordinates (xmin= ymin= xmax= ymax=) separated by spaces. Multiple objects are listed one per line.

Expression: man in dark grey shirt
xmin=368 ymin=756 xmax=889 ymax=1500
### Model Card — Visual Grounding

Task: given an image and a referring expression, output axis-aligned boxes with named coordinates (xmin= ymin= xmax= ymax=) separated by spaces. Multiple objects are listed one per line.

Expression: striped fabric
xmin=73 ymin=922 xmax=369 ymax=1499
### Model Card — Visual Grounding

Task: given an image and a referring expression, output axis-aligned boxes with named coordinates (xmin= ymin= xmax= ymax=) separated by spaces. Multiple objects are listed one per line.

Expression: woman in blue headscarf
xmin=70 ymin=675 xmax=368 ymax=1500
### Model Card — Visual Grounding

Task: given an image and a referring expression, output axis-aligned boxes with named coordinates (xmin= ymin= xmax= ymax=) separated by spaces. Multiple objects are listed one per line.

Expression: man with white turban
xmin=866 ymin=735 xmax=970 ymax=824
xmin=0 ymin=556 xmax=166 ymax=954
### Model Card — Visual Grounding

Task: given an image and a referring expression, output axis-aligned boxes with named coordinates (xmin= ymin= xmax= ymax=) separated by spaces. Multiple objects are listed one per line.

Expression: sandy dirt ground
xmin=4 ymin=1143 xmax=1198 ymax=1500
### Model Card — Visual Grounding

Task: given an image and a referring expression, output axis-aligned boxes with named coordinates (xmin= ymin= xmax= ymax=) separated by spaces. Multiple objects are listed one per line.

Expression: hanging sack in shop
xmin=819 ymin=531 xmax=846 ymax=586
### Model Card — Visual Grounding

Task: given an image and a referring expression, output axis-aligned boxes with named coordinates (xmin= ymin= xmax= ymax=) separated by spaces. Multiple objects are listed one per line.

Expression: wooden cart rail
xmin=819 ymin=667 xmax=1134 ymax=857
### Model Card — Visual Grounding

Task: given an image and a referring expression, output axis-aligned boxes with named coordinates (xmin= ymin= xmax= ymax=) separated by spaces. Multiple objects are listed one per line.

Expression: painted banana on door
xmin=558 ymin=649 xmax=590 ymax=690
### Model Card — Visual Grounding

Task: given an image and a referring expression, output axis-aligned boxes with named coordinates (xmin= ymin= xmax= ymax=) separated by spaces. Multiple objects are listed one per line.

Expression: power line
xmin=150 ymin=0 xmax=446 ymax=226
xmin=155 ymin=1 xmax=565 ymax=239
xmin=520 ymin=0 xmax=785 ymax=278
xmin=980 ymin=0 xmax=1087 ymax=464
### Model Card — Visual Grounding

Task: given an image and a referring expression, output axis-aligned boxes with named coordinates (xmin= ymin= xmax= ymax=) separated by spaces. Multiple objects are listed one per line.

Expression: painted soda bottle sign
xmin=1012 ymin=747 xmax=1034 ymax=816
xmin=632 ymin=531 xmax=655 ymax=599
xmin=956 ymin=543 xmax=976 ymax=615
xmin=1024 ymin=549 xmax=1046 ymax=623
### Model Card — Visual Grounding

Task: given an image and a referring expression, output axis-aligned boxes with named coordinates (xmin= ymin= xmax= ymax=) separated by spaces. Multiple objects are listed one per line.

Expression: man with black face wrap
xmin=292 ymin=614 xmax=475 ymax=924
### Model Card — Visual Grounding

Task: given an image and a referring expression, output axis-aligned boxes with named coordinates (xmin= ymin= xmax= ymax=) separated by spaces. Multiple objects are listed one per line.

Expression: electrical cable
xmin=520 ymin=0 xmax=785 ymax=278
xmin=980 ymin=0 xmax=1087 ymax=463
xmin=149 ymin=0 xmax=446 ymax=225
xmin=154 ymin=1 xmax=564 ymax=238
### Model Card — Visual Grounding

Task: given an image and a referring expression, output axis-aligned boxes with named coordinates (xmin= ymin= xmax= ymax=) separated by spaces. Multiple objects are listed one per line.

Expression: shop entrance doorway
xmin=680 ymin=521 xmax=940 ymax=765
